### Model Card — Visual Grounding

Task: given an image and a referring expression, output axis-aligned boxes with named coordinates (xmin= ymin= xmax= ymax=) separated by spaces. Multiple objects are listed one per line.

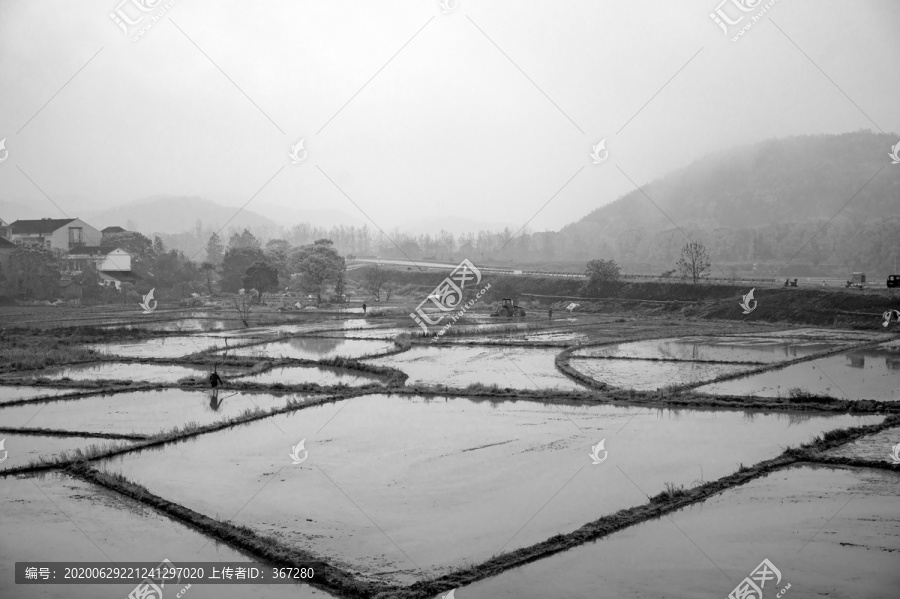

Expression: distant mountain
xmin=478 ymin=131 xmax=899 ymax=274
xmin=565 ymin=131 xmax=899 ymax=237
xmin=82 ymin=196 xmax=278 ymax=236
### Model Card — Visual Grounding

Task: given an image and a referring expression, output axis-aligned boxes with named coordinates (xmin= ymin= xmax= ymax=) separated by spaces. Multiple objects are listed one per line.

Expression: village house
xmin=9 ymin=217 xmax=102 ymax=250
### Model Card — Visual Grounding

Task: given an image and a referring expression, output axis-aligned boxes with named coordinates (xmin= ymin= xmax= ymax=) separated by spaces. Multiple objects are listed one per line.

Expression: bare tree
xmin=383 ymin=280 xmax=397 ymax=301
xmin=232 ymin=294 xmax=252 ymax=327
xmin=676 ymin=242 xmax=711 ymax=284
xmin=363 ymin=264 xmax=389 ymax=300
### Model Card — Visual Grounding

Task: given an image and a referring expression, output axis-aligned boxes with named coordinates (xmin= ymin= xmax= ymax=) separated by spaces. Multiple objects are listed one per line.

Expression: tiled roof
xmin=11 ymin=218 xmax=76 ymax=234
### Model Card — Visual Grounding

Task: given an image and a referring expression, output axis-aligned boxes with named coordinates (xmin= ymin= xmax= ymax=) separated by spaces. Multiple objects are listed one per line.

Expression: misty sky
xmin=1 ymin=0 xmax=899 ymax=234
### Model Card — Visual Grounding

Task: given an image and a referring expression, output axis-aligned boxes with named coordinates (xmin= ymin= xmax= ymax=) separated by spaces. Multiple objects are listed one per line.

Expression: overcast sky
xmin=1 ymin=0 xmax=898 ymax=234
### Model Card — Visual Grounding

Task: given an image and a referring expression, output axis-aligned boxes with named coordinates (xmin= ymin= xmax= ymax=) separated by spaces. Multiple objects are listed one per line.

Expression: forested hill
xmin=544 ymin=131 xmax=900 ymax=274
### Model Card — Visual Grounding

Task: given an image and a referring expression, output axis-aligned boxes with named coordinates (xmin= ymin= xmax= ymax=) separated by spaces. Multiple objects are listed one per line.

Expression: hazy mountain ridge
xmin=567 ymin=131 xmax=899 ymax=236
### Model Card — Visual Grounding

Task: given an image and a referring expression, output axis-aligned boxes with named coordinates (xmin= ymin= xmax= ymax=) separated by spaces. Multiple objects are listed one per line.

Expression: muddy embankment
xmin=357 ymin=268 xmax=898 ymax=327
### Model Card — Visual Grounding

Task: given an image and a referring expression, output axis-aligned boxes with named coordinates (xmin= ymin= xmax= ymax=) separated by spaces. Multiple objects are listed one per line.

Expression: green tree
xmin=290 ymin=239 xmax=345 ymax=304
xmin=242 ymin=260 xmax=279 ymax=296
xmin=581 ymin=259 xmax=621 ymax=296
xmin=676 ymin=241 xmax=711 ymax=284
xmin=205 ymin=232 xmax=224 ymax=265
xmin=221 ymin=246 xmax=266 ymax=292
xmin=9 ymin=243 xmax=62 ymax=299
xmin=200 ymin=261 xmax=217 ymax=295
xmin=227 ymin=229 xmax=261 ymax=251
xmin=78 ymin=261 xmax=104 ymax=302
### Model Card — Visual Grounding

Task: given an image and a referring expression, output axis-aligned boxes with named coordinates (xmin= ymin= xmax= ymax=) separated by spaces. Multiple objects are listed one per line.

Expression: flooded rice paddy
xmin=24 ymin=362 xmax=250 ymax=384
xmin=571 ymin=336 xmax=845 ymax=362
xmin=98 ymin=394 xmax=873 ymax=584
xmin=0 ymin=433 xmax=131 ymax=471
xmin=0 ymin=474 xmax=331 ymax=599
xmin=459 ymin=464 xmax=900 ymax=598
xmin=234 ymin=364 xmax=385 ymax=386
xmin=697 ymin=341 xmax=900 ymax=400
xmin=569 ymin=358 xmax=752 ymax=390
xmin=367 ymin=345 xmax=584 ymax=390
xmin=0 ymin=385 xmax=89 ymax=405
xmin=0 ymin=389 xmax=307 ymax=436
xmin=224 ymin=337 xmax=396 ymax=360
xmin=825 ymin=425 xmax=900 ymax=462
xmin=88 ymin=335 xmax=226 ymax=358
xmin=4 ymin=316 xmax=897 ymax=597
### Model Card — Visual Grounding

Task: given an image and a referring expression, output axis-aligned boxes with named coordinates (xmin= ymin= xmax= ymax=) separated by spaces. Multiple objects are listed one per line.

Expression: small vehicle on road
xmin=888 ymin=275 xmax=900 ymax=289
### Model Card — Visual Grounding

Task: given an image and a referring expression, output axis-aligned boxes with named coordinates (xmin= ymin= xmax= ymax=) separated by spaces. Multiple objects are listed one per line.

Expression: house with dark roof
xmin=101 ymin=225 xmax=126 ymax=238
xmin=10 ymin=218 xmax=102 ymax=250
xmin=0 ymin=218 xmax=10 ymax=240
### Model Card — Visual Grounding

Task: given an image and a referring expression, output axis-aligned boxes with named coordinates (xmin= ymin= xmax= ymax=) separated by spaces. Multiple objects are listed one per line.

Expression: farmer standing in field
xmin=362 ymin=302 xmax=367 ymax=315
xmin=209 ymin=366 xmax=223 ymax=388
xmin=548 ymin=306 xmax=553 ymax=321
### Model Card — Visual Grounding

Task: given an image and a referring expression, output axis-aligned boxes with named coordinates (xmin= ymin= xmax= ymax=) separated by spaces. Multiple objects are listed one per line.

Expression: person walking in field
xmin=548 ymin=306 xmax=553 ymax=321
xmin=362 ymin=302 xmax=367 ymax=315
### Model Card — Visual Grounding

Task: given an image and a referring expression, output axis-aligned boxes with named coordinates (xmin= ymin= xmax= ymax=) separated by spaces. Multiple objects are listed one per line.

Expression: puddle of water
xmin=0 ymin=434 xmax=132 ymax=471
xmin=825 ymin=426 xmax=900 ymax=463
xmin=235 ymin=365 xmax=384 ymax=386
xmin=460 ymin=464 xmax=900 ymax=599
xmin=0 ymin=389 xmax=307 ymax=436
xmin=570 ymin=358 xmax=752 ymax=390
xmin=226 ymin=337 xmax=395 ymax=360
xmin=88 ymin=336 xmax=226 ymax=358
xmin=0 ymin=474 xmax=329 ymax=599
xmin=99 ymin=395 xmax=873 ymax=585
xmin=572 ymin=336 xmax=843 ymax=363
xmin=26 ymin=362 xmax=249 ymax=384
xmin=0 ymin=386 xmax=89 ymax=405
xmin=367 ymin=346 xmax=582 ymax=390
xmin=697 ymin=343 xmax=900 ymax=400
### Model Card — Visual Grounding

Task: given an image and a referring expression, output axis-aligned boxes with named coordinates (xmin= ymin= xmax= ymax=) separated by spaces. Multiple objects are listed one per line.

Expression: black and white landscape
xmin=1 ymin=2 xmax=899 ymax=598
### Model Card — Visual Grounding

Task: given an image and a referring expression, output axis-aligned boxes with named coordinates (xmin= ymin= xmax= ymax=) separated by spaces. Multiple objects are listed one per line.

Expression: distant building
xmin=101 ymin=225 xmax=126 ymax=243
xmin=10 ymin=218 xmax=102 ymax=250
xmin=0 ymin=218 xmax=10 ymax=240
xmin=66 ymin=246 xmax=132 ymax=273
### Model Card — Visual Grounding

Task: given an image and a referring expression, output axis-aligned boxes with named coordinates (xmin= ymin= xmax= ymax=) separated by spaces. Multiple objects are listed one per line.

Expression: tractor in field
xmin=491 ymin=298 xmax=526 ymax=317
